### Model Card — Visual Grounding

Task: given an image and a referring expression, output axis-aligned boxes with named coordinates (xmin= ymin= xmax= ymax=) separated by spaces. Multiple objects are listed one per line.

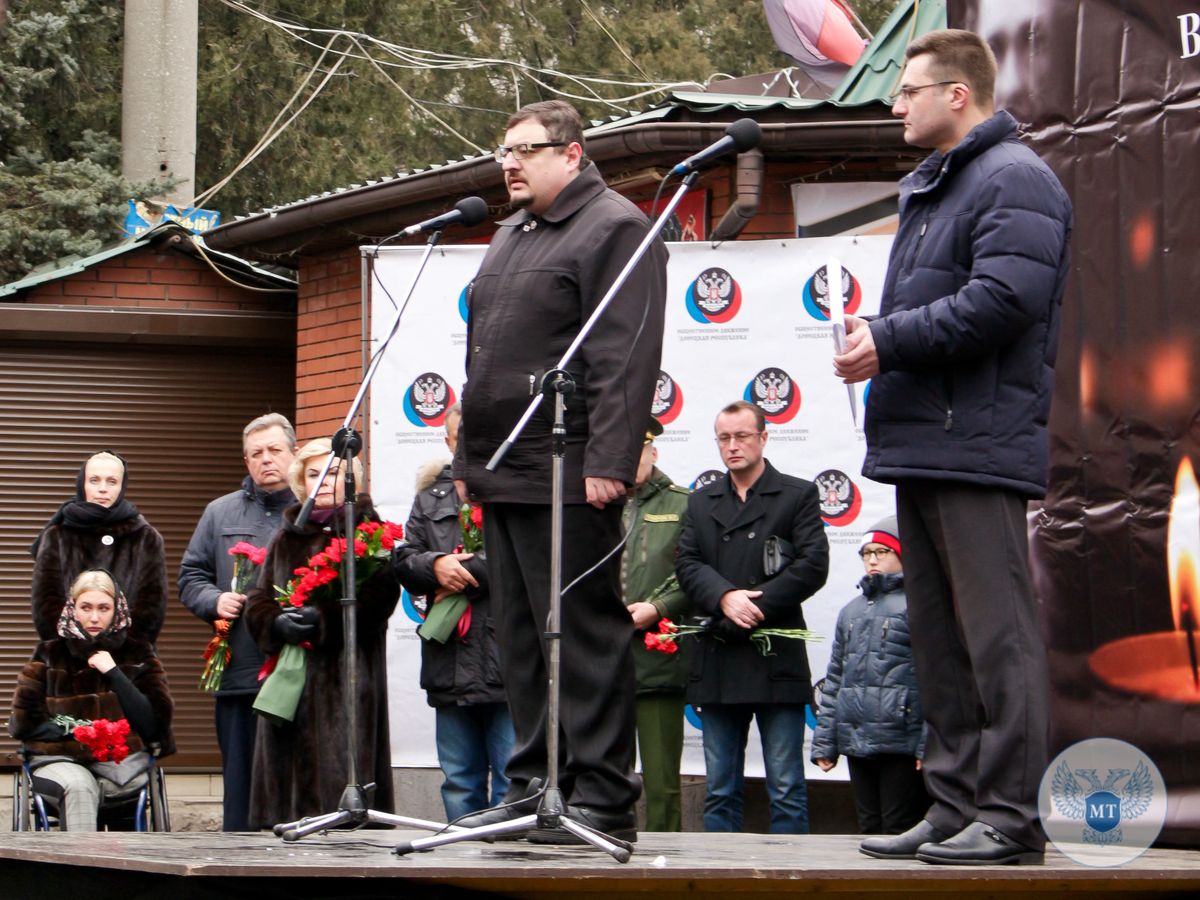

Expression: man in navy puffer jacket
xmin=835 ymin=29 xmax=1071 ymax=866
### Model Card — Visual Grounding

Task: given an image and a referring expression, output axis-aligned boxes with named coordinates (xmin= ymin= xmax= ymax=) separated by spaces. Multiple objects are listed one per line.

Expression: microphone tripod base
xmin=392 ymin=788 xmax=634 ymax=864
xmin=273 ymin=783 xmax=472 ymax=842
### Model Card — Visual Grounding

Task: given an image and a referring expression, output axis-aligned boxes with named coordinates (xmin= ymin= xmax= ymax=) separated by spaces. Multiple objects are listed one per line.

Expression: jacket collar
xmin=242 ymin=475 xmax=296 ymax=511
xmin=705 ymin=459 xmax=784 ymax=532
xmin=859 ymin=570 xmax=905 ymax=597
xmin=497 ymin=162 xmax=607 ymax=228
xmin=905 ymin=110 xmax=1017 ymax=197
xmin=634 ymin=467 xmax=674 ymax=501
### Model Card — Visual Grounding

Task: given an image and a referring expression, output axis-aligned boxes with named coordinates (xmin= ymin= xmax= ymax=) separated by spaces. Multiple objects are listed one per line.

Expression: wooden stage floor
xmin=1 ymin=830 xmax=1198 ymax=900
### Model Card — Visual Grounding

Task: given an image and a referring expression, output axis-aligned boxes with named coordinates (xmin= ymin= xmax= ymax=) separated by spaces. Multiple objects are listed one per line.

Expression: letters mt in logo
xmin=802 ymin=262 xmax=862 ymax=321
xmin=685 ymin=267 xmax=742 ymax=323
xmin=651 ymin=370 xmax=684 ymax=425
xmin=403 ymin=372 xmax=457 ymax=427
xmin=1053 ymin=759 xmax=1154 ymax=846
xmin=814 ymin=469 xmax=862 ymax=527
xmin=745 ymin=367 xmax=799 ymax=424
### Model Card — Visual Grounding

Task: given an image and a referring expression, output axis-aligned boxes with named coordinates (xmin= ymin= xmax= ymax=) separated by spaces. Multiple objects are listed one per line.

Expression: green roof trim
xmin=0 ymin=226 xmax=168 ymax=298
xmin=0 ymin=222 xmax=295 ymax=298
xmin=831 ymin=0 xmax=948 ymax=105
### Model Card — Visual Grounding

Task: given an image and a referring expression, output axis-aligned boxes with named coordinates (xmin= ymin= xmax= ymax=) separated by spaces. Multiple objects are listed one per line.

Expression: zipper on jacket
xmin=942 ymin=371 xmax=954 ymax=431
xmin=905 ymin=218 xmax=930 ymax=274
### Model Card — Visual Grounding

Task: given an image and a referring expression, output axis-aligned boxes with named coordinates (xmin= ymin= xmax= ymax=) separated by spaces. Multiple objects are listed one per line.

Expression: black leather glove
xmin=272 ymin=605 xmax=320 ymax=644
xmin=711 ymin=616 xmax=753 ymax=642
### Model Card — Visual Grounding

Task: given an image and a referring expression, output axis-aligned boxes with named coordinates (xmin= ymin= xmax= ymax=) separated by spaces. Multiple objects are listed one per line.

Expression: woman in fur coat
xmin=30 ymin=451 xmax=168 ymax=645
xmin=9 ymin=569 xmax=174 ymax=831
xmin=244 ymin=438 xmax=400 ymax=828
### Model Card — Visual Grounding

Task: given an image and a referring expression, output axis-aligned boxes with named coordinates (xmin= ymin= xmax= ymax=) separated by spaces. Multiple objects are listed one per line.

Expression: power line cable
xmin=216 ymin=0 xmax=702 ymax=101
xmin=190 ymin=30 xmax=347 ymax=207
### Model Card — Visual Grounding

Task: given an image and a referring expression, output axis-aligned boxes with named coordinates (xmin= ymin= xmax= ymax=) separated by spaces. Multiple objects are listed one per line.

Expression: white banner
xmin=369 ymin=237 xmax=894 ymax=780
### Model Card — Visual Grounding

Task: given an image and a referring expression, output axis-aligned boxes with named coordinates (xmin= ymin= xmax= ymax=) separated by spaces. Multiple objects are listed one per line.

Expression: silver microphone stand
xmin=273 ymin=229 xmax=471 ymax=841
xmin=393 ymin=170 xmax=698 ymax=863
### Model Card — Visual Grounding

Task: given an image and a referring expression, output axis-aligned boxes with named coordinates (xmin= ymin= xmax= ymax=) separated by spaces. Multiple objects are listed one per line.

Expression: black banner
xmin=953 ymin=0 xmax=1200 ymax=844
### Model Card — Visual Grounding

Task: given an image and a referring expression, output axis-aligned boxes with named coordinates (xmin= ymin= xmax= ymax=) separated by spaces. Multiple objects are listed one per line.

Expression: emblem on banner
xmin=1039 ymin=738 xmax=1166 ymax=866
xmin=814 ymin=468 xmax=862 ymax=526
xmin=400 ymin=588 xmax=426 ymax=624
xmin=746 ymin=367 xmax=800 ymax=424
xmin=685 ymin=267 xmax=742 ymax=323
xmin=803 ymin=262 xmax=862 ymax=321
xmin=403 ymin=372 xmax=457 ymax=427
xmin=684 ymin=705 xmax=703 ymax=731
xmin=651 ymin=370 xmax=684 ymax=425
xmin=691 ymin=470 xmax=724 ymax=490
xmin=457 ymin=283 xmax=471 ymax=323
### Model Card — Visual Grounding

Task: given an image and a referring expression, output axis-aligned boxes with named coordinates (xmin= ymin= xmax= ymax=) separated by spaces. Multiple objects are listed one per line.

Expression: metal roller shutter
xmin=0 ymin=340 xmax=294 ymax=769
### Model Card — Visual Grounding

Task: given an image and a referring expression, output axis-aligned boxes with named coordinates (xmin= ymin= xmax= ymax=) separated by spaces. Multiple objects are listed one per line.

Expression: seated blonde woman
xmin=8 ymin=569 xmax=174 ymax=831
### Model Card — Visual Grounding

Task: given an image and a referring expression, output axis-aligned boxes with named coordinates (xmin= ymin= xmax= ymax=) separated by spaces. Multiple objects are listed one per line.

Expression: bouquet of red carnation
xmin=72 ymin=717 xmax=132 ymax=763
xmin=459 ymin=503 xmax=483 ymax=553
xmin=418 ymin=503 xmax=484 ymax=644
xmin=230 ymin=540 xmax=268 ymax=591
xmin=644 ymin=617 xmax=708 ymax=654
xmin=199 ymin=541 xmax=267 ymax=692
xmin=253 ymin=518 xmax=403 ymax=724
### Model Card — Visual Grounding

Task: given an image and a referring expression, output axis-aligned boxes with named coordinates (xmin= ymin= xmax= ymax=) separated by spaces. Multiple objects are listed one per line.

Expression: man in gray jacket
xmin=179 ymin=413 xmax=296 ymax=830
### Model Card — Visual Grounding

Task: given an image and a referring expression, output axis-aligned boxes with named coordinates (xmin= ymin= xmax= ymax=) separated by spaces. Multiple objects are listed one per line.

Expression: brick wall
xmin=294 ymin=247 xmax=365 ymax=442
xmin=13 ymin=245 xmax=281 ymax=313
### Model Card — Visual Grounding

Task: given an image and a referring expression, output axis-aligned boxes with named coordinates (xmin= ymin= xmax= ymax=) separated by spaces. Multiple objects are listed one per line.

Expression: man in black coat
xmin=835 ymin=30 xmax=1071 ymax=866
xmin=452 ymin=99 xmax=667 ymax=843
xmin=179 ymin=413 xmax=296 ymax=831
xmin=675 ymin=400 xmax=829 ymax=833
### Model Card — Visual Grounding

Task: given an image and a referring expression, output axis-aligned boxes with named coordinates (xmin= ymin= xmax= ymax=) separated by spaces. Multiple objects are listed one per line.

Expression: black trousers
xmin=896 ymin=481 xmax=1049 ymax=850
xmin=484 ymin=501 xmax=639 ymax=811
xmin=846 ymin=754 xmax=929 ymax=835
xmin=215 ymin=693 xmax=257 ymax=831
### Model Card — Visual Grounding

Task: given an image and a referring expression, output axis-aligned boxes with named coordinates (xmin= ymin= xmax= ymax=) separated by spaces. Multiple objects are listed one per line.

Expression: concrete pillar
xmin=122 ymin=0 xmax=198 ymax=206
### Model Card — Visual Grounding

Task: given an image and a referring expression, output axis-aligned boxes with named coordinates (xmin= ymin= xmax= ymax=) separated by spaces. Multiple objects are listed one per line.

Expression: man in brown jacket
xmin=453 ymin=99 xmax=667 ymax=843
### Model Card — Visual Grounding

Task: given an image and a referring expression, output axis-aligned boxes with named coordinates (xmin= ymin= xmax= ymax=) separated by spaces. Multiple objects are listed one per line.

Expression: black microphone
xmin=671 ymin=119 xmax=762 ymax=175
xmin=400 ymin=196 xmax=489 ymax=237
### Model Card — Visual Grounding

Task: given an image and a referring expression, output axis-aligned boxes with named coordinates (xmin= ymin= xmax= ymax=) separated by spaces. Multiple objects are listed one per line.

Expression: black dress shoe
xmin=860 ymin=820 xmax=951 ymax=859
xmin=454 ymin=779 xmax=543 ymax=839
xmin=916 ymin=821 xmax=1044 ymax=866
xmin=526 ymin=805 xmax=638 ymax=845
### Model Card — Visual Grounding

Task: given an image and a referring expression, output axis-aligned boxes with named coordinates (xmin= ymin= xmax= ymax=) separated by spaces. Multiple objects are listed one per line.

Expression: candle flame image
xmin=1167 ymin=458 xmax=1200 ymax=632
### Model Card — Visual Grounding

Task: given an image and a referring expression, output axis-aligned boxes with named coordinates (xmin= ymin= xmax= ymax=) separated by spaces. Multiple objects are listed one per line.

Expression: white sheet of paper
xmin=827 ymin=258 xmax=857 ymax=426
